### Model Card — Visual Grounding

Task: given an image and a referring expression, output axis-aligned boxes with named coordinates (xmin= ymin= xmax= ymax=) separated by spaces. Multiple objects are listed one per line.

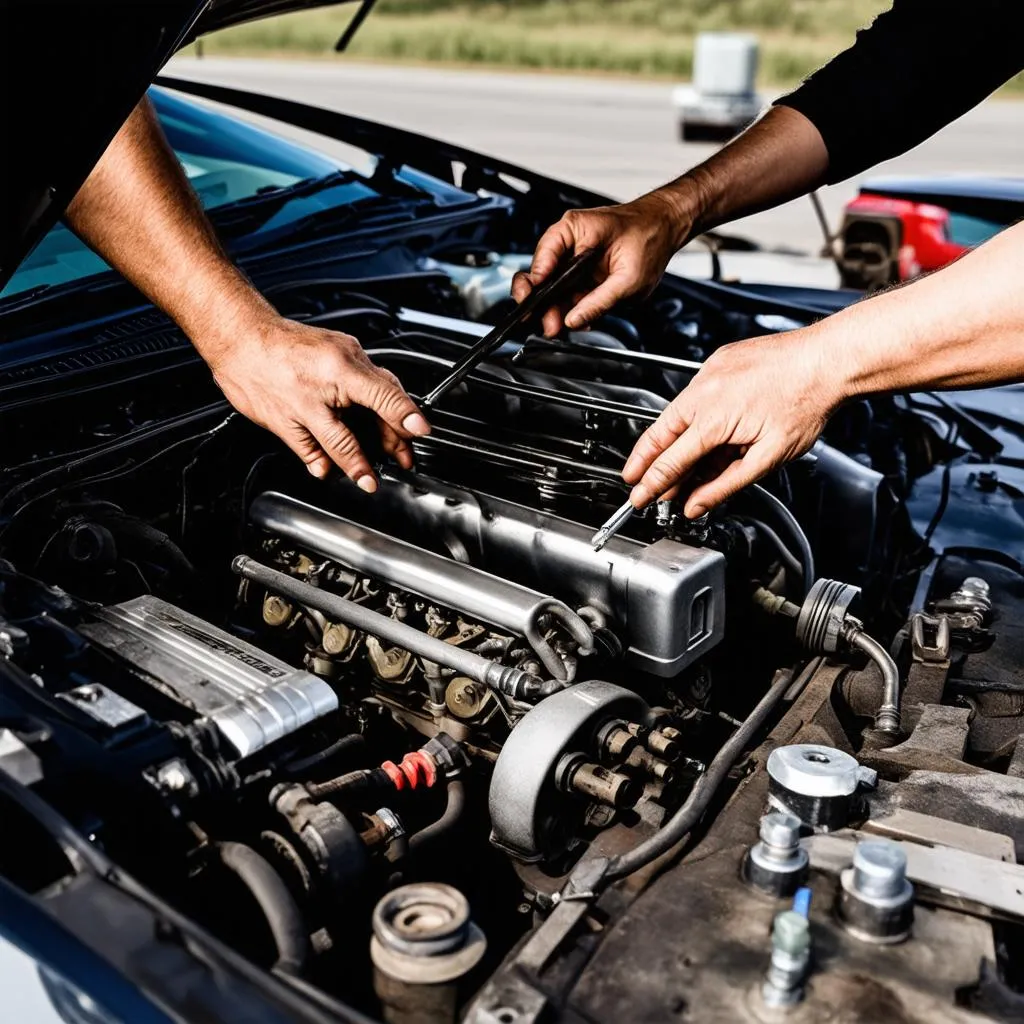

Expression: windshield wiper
xmin=211 ymin=169 xmax=362 ymax=233
xmin=0 ymin=273 xmax=127 ymax=320
xmin=223 ymin=193 xmax=440 ymax=251
xmin=212 ymin=165 xmax=435 ymax=238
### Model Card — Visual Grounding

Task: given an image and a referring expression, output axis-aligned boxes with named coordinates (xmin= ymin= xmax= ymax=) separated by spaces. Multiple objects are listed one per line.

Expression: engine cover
xmin=78 ymin=595 xmax=338 ymax=758
xmin=321 ymin=475 xmax=727 ymax=678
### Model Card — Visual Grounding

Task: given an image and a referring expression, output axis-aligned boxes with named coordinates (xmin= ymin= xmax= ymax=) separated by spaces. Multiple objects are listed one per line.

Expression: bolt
xmin=564 ymin=760 xmax=639 ymax=809
xmin=762 ymin=910 xmax=810 ymax=1007
xmin=759 ymin=812 xmax=802 ymax=860
xmin=322 ymin=622 xmax=353 ymax=655
xmin=852 ymin=840 xmax=907 ymax=900
xmin=601 ymin=725 xmax=638 ymax=760
xmin=625 ymin=746 xmax=674 ymax=782
xmin=155 ymin=759 xmax=194 ymax=795
xmin=745 ymin=812 xmax=808 ymax=897
xmin=960 ymin=576 xmax=990 ymax=598
xmin=773 ymin=910 xmax=811 ymax=955
xmin=72 ymin=684 xmax=103 ymax=703
xmin=262 ymin=594 xmax=293 ymax=628
xmin=374 ymin=807 xmax=406 ymax=844
xmin=645 ymin=729 xmax=680 ymax=761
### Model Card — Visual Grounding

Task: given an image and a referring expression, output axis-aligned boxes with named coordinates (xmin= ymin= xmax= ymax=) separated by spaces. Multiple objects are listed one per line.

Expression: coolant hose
xmin=281 ymin=733 xmax=366 ymax=779
xmin=216 ymin=841 xmax=310 ymax=976
xmin=408 ymin=778 xmax=467 ymax=854
xmin=603 ymin=667 xmax=796 ymax=883
xmin=306 ymin=768 xmax=391 ymax=802
xmin=847 ymin=628 xmax=901 ymax=734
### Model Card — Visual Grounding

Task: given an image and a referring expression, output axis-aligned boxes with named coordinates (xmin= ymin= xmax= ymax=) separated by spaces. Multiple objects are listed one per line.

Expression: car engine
xmin=0 ymin=257 xmax=1021 ymax=1024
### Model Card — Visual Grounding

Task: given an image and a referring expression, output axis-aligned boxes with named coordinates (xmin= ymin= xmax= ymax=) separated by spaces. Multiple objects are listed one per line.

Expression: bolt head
xmin=374 ymin=807 xmax=405 ymax=843
xmin=156 ymin=759 xmax=193 ymax=794
xmin=772 ymin=910 xmax=810 ymax=954
xmin=961 ymin=576 xmax=989 ymax=597
xmin=853 ymin=840 xmax=907 ymax=899
xmin=760 ymin=812 xmax=801 ymax=849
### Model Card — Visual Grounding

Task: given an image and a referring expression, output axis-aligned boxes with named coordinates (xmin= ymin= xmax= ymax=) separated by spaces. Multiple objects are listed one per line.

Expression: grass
xmin=179 ymin=1 xmax=1024 ymax=92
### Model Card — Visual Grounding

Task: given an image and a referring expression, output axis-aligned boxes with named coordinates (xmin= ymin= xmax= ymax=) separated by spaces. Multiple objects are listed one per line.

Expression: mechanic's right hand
xmin=622 ymin=327 xmax=840 ymax=516
xmin=206 ymin=315 xmax=430 ymax=491
xmin=511 ymin=189 xmax=691 ymax=336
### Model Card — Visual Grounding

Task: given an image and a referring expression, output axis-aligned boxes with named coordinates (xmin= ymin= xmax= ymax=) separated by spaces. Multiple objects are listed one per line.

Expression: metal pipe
xmin=249 ymin=492 xmax=593 ymax=682
xmin=415 ymin=428 xmax=626 ymax=484
xmin=514 ymin=337 xmax=702 ymax=375
xmin=232 ymin=556 xmax=548 ymax=701
xmin=603 ymin=667 xmax=795 ymax=883
xmin=847 ymin=628 xmax=901 ymax=734
xmin=367 ymin=347 xmax=661 ymax=424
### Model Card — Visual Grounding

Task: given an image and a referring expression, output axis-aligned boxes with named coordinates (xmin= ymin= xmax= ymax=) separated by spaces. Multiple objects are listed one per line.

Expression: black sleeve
xmin=774 ymin=0 xmax=1024 ymax=183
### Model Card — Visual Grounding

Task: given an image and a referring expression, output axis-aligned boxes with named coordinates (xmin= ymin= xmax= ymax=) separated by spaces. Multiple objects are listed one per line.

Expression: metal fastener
xmin=745 ymin=812 xmax=809 ymax=897
xmin=762 ymin=910 xmax=810 ymax=1007
xmin=838 ymin=839 xmax=914 ymax=944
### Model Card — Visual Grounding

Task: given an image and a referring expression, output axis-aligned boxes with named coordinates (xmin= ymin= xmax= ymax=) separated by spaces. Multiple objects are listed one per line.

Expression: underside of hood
xmin=0 ymin=1 xmax=355 ymax=295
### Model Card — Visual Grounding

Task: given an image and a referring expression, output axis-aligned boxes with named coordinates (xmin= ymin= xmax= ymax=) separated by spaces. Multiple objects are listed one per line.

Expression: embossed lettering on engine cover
xmin=79 ymin=595 xmax=337 ymax=758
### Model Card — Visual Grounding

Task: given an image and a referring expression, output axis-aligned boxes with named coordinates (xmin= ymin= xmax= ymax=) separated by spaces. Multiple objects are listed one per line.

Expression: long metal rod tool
xmin=591 ymin=498 xmax=637 ymax=551
xmin=419 ymin=249 xmax=598 ymax=410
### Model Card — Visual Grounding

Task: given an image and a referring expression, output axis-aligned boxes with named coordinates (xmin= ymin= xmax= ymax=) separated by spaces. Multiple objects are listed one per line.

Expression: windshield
xmin=945 ymin=210 xmax=1006 ymax=248
xmin=1 ymin=87 xmax=462 ymax=301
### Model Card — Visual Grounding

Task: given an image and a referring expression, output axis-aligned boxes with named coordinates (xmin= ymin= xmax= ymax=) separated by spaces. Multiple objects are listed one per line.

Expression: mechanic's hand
xmin=511 ymin=189 xmax=691 ymax=336
xmin=207 ymin=316 xmax=430 ymax=491
xmin=623 ymin=330 xmax=841 ymax=517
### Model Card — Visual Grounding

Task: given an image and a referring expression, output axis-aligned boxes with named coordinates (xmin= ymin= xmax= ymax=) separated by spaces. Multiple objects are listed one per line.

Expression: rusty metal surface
xmin=568 ymin=843 xmax=994 ymax=1024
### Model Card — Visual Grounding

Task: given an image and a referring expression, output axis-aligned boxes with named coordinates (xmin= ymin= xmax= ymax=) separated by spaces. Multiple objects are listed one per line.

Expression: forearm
xmin=821 ymin=221 xmax=1024 ymax=398
xmin=654 ymin=106 xmax=829 ymax=245
xmin=65 ymin=98 xmax=269 ymax=366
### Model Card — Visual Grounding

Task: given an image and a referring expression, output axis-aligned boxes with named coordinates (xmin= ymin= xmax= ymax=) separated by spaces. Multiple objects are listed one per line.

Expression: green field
xmin=181 ymin=0 xmax=882 ymax=83
xmin=180 ymin=2 xmax=1024 ymax=92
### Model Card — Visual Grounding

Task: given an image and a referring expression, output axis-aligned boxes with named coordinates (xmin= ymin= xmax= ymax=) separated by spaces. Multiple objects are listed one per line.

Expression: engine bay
xmin=0 ymin=255 xmax=1022 ymax=1023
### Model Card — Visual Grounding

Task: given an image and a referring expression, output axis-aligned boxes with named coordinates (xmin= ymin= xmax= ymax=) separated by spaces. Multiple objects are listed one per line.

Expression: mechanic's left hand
xmin=205 ymin=315 xmax=430 ymax=490
xmin=622 ymin=329 xmax=841 ymax=516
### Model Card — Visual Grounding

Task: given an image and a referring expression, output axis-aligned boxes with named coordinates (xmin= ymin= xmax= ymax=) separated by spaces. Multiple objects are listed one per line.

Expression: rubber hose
xmin=604 ymin=667 xmax=796 ymax=883
xmin=408 ymin=779 xmax=467 ymax=854
xmin=282 ymin=733 xmax=366 ymax=778
xmin=738 ymin=516 xmax=805 ymax=596
xmin=216 ymin=841 xmax=310 ymax=976
xmin=306 ymin=767 xmax=390 ymax=802
xmin=750 ymin=485 xmax=815 ymax=598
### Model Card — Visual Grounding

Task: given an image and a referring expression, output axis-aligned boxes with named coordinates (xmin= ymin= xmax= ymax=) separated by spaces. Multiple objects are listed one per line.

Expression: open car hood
xmin=0 ymin=0 xmax=358 ymax=294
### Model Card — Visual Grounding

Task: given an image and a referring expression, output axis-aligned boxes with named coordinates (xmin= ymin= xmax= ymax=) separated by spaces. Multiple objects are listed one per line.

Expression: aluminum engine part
xmin=489 ymin=680 xmax=648 ymax=862
xmin=78 ymin=595 xmax=337 ymax=758
xmin=332 ymin=474 xmax=727 ymax=678
xmin=249 ymin=491 xmax=593 ymax=682
xmin=767 ymin=744 xmax=877 ymax=831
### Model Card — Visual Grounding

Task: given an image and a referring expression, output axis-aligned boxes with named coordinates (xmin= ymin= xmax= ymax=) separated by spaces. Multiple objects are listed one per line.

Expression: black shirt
xmin=775 ymin=0 xmax=1024 ymax=183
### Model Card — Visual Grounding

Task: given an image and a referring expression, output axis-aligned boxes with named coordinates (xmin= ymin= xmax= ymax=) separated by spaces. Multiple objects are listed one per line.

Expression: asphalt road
xmin=166 ymin=57 xmax=1023 ymax=255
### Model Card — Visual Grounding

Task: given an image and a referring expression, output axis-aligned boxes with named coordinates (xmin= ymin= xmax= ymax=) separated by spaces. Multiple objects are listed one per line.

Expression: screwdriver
xmin=590 ymin=498 xmax=637 ymax=551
